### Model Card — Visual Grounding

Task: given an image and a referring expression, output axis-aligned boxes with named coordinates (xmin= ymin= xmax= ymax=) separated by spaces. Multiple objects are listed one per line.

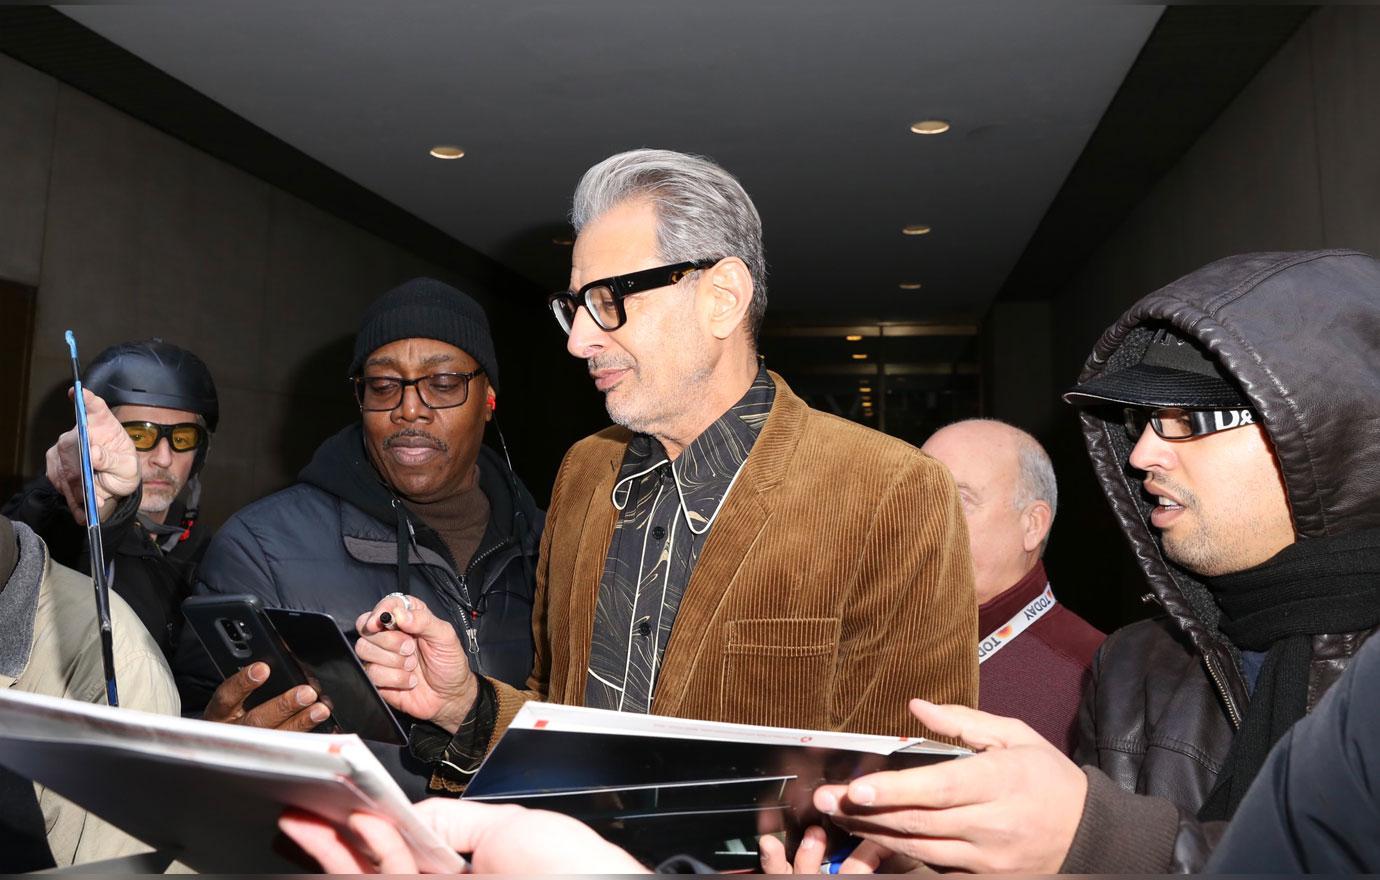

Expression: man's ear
xmin=700 ymin=257 xmax=754 ymax=341
xmin=1022 ymin=500 xmax=1053 ymax=554
xmin=482 ymin=379 xmax=495 ymax=424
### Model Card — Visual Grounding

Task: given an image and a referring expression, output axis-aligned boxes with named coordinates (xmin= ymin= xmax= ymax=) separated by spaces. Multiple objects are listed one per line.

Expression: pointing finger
xmin=907 ymin=699 xmax=1041 ymax=750
xmin=830 ymin=755 xmax=1002 ymax=812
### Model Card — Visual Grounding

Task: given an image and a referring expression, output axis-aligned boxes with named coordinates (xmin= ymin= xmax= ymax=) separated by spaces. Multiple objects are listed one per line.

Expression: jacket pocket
xmin=720 ymin=617 xmax=841 ymax=728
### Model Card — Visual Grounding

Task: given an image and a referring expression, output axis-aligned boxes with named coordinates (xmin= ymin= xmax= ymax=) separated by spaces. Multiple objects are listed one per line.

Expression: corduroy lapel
xmin=562 ymin=449 xmax=621 ymax=702
xmin=651 ymin=372 xmax=807 ymax=715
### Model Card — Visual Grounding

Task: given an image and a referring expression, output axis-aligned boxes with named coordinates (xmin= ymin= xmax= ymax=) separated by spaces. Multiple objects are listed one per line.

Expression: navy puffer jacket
xmin=172 ymin=423 xmax=543 ymax=713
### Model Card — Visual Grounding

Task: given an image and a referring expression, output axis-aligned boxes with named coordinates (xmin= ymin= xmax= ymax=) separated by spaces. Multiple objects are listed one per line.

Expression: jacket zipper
xmin=392 ymin=492 xmax=526 ymax=661
xmin=1203 ymin=651 xmax=1243 ymax=729
xmin=453 ymin=538 xmax=514 ymax=656
xmin=1145 ymin=589 xmax=1245 ymax=729
xmin=397 ymin=502 xmax=482 ymax=657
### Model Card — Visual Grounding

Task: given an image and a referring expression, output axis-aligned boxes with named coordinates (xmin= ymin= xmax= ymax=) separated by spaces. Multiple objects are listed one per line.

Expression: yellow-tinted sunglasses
xmin=121 ymin=421 xmax=206 ymax=453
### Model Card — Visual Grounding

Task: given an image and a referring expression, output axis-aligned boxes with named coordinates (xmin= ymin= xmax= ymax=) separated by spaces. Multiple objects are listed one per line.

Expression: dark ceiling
xmin=54 ymin=0 xmax=1161 ymax=321
xmin=0 ymin=4 xmax=1311 ymax=325
xmin=0 ymin=3 xmax=1312 ymax=442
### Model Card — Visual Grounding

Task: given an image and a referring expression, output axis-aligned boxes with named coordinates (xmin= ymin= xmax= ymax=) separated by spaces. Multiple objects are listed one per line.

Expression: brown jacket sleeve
xmin=830 ymin=455 xmax=978 ymax=739
xmin=1060 ymin=767 xmax=1179 ymax=873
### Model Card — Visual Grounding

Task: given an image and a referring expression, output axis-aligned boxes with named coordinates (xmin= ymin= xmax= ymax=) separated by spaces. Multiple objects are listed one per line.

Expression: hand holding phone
xmin=185 ymin=594 xmax=407 ymax=743
xmin=184 ymin=595 xmax=331 ymax=733
xmin=203 ymin=660 xmax=332 ymax=732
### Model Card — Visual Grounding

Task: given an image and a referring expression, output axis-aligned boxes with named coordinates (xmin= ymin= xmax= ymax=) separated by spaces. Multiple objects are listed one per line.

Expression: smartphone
xmin=182 ymin=594 xmax=312 ymax=714
xmin=184 ymin=596 xmax=406 ymax=744
xmin=264 ymin=607 xmax=408 ymax=745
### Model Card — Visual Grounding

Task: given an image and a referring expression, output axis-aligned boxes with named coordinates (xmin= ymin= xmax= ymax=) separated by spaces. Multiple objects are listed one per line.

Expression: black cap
xmin=1064 ymin=327 xmax=1248 ymax=409
xmin=349 ymin=278 xmax=499 ymax=393
xmin=85 ymin=340 xmax=219 ymax=432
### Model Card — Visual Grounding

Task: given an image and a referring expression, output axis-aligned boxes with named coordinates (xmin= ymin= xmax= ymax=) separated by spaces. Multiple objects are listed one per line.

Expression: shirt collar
xmin=977 ymin=559 xmax=1050 ymax=637
xmin=612 ymin=366 xmax=775 ymax=532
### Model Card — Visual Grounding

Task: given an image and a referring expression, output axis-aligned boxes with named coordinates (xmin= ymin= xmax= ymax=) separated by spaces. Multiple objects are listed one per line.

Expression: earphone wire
xmin=491 ymin=413 xmax=536 ymax=599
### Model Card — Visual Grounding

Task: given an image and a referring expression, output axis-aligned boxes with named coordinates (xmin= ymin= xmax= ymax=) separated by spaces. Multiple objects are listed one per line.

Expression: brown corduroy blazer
xmin=488 ymin=372 xmax=977 ymax=743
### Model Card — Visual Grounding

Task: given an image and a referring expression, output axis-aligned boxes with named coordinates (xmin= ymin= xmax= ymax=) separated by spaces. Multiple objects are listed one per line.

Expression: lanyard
xmin=978 ymin=583 xmax=1056 ymax=665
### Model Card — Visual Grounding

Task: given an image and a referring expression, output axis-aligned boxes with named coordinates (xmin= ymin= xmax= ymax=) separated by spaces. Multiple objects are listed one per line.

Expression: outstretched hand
xmin=812 ymin=698 xmax=1087 ymax=874
xmin=758 ymin=826 xmax=896 ymax=874
xmin=280 ymin=799 xmax=650 ymax=874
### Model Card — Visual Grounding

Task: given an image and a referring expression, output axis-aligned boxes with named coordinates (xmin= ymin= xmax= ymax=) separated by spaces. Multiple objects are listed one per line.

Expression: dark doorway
xmin=0 ymin=280 xmax=37 ymax=497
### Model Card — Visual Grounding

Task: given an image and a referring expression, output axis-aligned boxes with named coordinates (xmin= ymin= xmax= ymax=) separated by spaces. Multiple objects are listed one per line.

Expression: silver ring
xmin=385 ymin=591 xmax=414 ymax=612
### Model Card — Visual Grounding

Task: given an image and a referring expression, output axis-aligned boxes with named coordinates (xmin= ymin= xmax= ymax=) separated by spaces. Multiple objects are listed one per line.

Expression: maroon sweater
xmin=977 ymin=561 xmax=1105 ymax=755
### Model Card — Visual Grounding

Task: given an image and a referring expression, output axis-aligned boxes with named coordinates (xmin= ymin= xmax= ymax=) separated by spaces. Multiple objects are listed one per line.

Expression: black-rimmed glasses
xmin=352 ymin=369 xmax=486 ymax=412
xmin=548 ymin=259 xmax=720 ymax=334
xmin=121 ymin=421 xmax=207 ymax=453
xmin=1123 ymin=406 xmax=1259 ymax=442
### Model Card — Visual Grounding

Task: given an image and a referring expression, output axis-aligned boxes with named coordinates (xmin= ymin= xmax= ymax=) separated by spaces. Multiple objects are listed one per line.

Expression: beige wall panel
xmin=197 ymin=383 xmax=265 ymax=525
xmin=258 ymin=192 xmax=399 ymax=396
xmin=0 ymin=55 xmax=58 ymax=286
xmin=122 ymin=124 xmax=274 ymax=393
xmin=1151 ymin=24 xmax=1325 ymax=264
xmin=1051 ymin=12 xmax=1329 ymax=381
xmin=1311 ymin=7 xmax=1380 ymax=256
xmin=9 ymin=62 xmax=498 ymax=524
xmin=32 ymin=88 xmax=150 ymax=362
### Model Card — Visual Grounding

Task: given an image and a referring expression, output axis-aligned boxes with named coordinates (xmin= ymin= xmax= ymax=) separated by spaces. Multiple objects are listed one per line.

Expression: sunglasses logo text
xmin=1212 ymin=409 xmax=1255 ymax=431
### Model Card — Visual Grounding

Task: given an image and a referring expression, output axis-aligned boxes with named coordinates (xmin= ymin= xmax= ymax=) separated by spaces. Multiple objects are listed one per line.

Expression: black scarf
xmin=1198 ymin=528 xmax=1380 ymax=821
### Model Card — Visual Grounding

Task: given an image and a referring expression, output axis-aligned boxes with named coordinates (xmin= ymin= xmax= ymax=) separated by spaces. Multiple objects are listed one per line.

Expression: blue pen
xmin=66 ymin=330 xmax=119 ymax=708
xmin=821 ymin=841 xmax=858 ymax=874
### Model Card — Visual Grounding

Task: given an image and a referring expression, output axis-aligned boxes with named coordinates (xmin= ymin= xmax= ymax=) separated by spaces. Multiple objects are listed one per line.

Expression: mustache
xmin=384 ymin=429 xmax=448 ymax=452
xmin=1145 ymin=476 xmax=1196 ymax=508
xmin=587 ymin=356 xmax=636 ymax=374
xmin=143 ymin=467 xmax=176 ymax=485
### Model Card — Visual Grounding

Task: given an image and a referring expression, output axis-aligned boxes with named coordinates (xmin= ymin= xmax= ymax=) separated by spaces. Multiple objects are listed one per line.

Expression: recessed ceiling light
xmin=859 ymin=385 xmax=872 ymax=393
xmin=845 ymin=334 xmax=863 ymax=342
xmin=429 ymin=145 xmax=465 ymax=159
xmin=910 ymin=119 xmax=951 ymax=135
xmin=902 ymin=225 xmax=931 ymax=236
xmin=851 ymin=353 xmax=868 ymax=360
xmin=552 ymin=236 xmax=575 ymax=246
xmin=899 ymin=281 xmax=923 ymax=290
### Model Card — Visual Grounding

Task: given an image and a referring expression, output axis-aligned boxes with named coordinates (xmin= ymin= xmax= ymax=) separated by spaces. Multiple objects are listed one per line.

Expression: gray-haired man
xmin=353 ymin=148 xmax=979 ymax=794
xmin=921 ymin=419 xmax=1103 ymax=755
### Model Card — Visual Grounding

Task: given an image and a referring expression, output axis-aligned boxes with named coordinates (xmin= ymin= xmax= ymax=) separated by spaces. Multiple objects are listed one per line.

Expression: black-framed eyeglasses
xmin=1123 ymin=406 xmax=1259 ymax=442
xmin=122 ymin=421 xmax=207 ymax=453
xmin=352 ymin=369 xmax=486 ymax=412
xmin=547 ymin=259 xmax=720 ymax=334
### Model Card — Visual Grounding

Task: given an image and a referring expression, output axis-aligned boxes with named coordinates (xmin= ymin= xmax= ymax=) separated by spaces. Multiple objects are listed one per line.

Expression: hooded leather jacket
xmin=1060 ymin=250 xmax=1380 ymax=873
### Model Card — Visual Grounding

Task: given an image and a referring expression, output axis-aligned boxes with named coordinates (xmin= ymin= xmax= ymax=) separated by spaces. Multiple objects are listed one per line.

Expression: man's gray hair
xmin=571 ymin=148 xmax=768 ymax=339
xmin=1012 ymin=431 xmax=1058 ymax=554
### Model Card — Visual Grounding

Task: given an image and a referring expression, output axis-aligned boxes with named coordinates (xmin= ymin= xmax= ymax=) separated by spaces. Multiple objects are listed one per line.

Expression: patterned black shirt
xmin=583 ymin=367 xmax=775 ymax=712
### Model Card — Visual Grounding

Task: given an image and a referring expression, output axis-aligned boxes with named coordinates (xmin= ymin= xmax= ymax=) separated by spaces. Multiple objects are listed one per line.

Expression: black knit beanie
xmin=349 ymin=278 xmax=500 ymax=392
